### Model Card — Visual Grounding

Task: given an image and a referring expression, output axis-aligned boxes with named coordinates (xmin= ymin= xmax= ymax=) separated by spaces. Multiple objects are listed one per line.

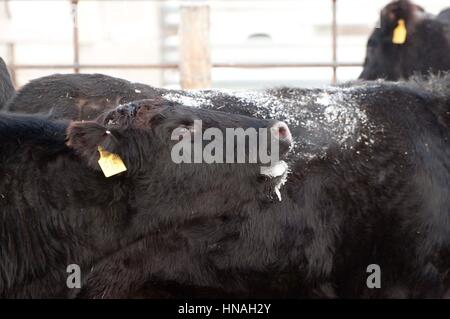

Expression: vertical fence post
xmin=331 ymin=0 xmax=337 ymax=84
xmin=4 ymin=0 xmax=16 ymax=87
xmin=7 ymin=44 xmax=16 ymax=87
xmin=71 ymin=0 xmax=80 ymax=73
xmin=179 ymin=2 xmax=211 ymax=89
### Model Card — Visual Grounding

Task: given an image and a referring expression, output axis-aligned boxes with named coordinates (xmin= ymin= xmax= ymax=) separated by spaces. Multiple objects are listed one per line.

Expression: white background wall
xmin=0 ymin=0 xmax=449 ymax=89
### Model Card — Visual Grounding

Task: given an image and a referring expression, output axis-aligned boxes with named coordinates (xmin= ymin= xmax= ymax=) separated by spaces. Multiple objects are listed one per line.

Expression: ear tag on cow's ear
xmin=97 ymin=146 xmax=127 ymax=178
xmin=392 ymin=19 xmax=407 ymax=44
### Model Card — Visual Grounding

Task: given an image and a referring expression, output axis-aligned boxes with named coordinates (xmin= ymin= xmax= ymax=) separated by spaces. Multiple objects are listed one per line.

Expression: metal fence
xmin=5 ymin=0 xmax=361 ymax=88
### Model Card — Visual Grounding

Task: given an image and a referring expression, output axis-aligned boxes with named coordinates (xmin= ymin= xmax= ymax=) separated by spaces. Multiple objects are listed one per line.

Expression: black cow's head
xmin=66 ymin=98 xmax=293 ymax=206
xmin=359 ymin=0 xmax=426 ymax=80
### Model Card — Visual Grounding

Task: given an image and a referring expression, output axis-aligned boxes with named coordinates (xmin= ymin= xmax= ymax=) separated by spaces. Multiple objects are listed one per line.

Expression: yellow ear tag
xmin=392 ymin=19 xmax=407 ymax=44
xmin=97 ymin=146 xmax=127 ymax=178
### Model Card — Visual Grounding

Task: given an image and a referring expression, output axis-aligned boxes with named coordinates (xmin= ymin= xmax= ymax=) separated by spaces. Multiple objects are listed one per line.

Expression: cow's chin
xmin=259 ymin=160 xmax=289 ymax=202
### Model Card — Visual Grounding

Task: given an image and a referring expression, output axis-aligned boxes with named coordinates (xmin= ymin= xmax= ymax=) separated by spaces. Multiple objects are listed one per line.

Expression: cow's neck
xmin=124 ymin=163 xmax=269 ymax=236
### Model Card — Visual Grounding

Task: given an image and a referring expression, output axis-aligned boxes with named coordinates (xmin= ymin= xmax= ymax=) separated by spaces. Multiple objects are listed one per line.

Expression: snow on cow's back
xmin=162 ymin=85 xmax=378 ymax=162
xmin=231 ymin=86 xmax=378 ymax=162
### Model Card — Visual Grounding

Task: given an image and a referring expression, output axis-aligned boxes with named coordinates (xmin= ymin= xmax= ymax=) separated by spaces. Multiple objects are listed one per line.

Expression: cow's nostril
xmin=272 ymin=121 xmax=292 ymax=144
xmin=278 ymin=126 xmax=288 ymax=139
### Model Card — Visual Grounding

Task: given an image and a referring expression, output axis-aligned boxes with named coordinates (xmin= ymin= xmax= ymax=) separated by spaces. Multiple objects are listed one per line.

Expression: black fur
xmin=0 ymin=101 xmax=288 ymax=298
xmin=72 ymin=81 xmax=449 ymax=298
xmin=5 ymin=73 xmax=159 ymax=120
xmin=2 ymin=72 xmax=449 ymax=298
xmin=359 ymin=0 xmax=450 ymax=80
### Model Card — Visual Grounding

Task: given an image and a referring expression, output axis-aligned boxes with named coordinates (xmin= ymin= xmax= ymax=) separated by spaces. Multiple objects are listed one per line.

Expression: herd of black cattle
xmin=0 ymin=0 xmax=449 ymax=298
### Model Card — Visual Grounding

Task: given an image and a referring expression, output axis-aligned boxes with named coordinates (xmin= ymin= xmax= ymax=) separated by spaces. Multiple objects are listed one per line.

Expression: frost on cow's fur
xmin=163 ymin=85 xmax=378 ymax=163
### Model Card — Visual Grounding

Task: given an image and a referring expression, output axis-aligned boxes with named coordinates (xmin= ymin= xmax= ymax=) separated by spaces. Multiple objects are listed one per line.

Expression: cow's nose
xmin=270 ymin=122 xmax=293 ymax=151
xmin=271 ymin=121 xmax=292 ymax=144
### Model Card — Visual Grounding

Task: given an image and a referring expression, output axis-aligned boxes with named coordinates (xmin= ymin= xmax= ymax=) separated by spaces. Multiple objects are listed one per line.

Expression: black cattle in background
xmin=359 ymin=0 xmax=450 ymax=81
xmin=75 ymin=79 xmax=449 ymax=298
xmin=437 ymin=8 xmax=450 ymax=24
xmin=4 ymin=73 xmax=159 ymax=120
xmin=0 ymin=57 xmax=15 ymax=110
xmin=6 ymin=70 xmax=450 ymax=130
xmin=0 ymin=100 xmax=290 ymax=298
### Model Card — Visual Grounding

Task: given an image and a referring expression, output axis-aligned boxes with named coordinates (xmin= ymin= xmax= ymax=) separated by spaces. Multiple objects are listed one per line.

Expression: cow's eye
xmin=177 ymin=127 xmax=190 ymax=135
xmin=171 ymin=124 xmax=195 ymax=141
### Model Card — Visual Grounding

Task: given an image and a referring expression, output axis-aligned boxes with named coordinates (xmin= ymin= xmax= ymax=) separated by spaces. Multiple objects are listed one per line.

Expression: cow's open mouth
xmin=260 ymin=160 xmax=289 ymax=201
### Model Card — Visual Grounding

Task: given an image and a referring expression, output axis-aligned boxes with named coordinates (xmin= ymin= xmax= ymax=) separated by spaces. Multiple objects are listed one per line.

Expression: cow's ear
xmin=66 ymin=121 xmax=122 ymax=169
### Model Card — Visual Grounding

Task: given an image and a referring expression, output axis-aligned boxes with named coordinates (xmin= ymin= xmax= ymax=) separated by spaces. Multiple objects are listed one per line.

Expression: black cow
xmin=359 ymin=0 xmax=450 ymax=81
xmin=4 ymin=73 xmax=159 ymax=120
xmin=0 ymin=100 xmax=291 ymax=298
xmin=74 ymin=79 xmax=449 ymax=298
xmin=0 ymin=57 xmax=15 ymax=110
xmin=2 ymin=72 xmax=449 ymax=298
xmin=7 ymin=70 xmax=450 ymax=130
